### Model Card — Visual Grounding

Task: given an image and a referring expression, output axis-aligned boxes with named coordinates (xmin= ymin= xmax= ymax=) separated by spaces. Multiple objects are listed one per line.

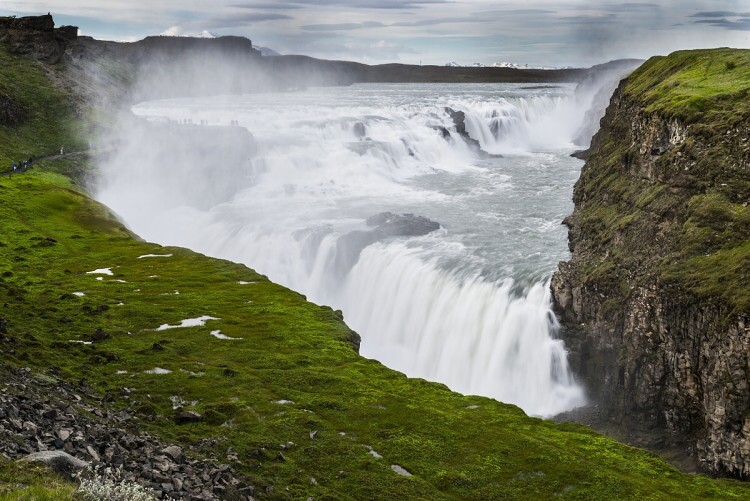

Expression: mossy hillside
xmin=1 ymin=43 xmax=749 ymax=499
xmin=2 ymin=168 xmax=750 ymax=500
xmin=568 ymin=49 xmax=750 ymax=314
xmin=623 ymin=48 xmax=750 ymax=125
xmin=0 ymin=46 xmax=86 ymax=168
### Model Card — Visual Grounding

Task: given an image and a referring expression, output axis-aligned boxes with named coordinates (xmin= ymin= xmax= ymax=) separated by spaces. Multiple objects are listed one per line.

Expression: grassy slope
xmin=572 ymin=48 xmax=750 ymax=314
xmin=1 ymin=47 xmax=749 ymax=499
xmin=0 ymin=459 xmax=76 ymax=500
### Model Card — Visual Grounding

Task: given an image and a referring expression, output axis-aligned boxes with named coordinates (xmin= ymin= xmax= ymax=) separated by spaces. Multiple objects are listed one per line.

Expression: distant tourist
xmin=60 ymin=146 xmax=64 ymax=155
xmin=12 ymin=162 xmax=17 ymax=172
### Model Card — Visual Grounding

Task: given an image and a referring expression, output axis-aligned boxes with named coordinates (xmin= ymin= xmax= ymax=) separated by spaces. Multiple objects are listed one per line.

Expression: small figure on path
xmin=60 ymin=146 xmax=64 ymax=155
xmin=12 ymin=162 xmax=17 ymax=173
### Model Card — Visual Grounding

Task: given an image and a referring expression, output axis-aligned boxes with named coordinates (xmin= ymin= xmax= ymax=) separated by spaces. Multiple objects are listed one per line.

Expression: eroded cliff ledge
xmin=553 ymin=48 xmax=750 ymax=478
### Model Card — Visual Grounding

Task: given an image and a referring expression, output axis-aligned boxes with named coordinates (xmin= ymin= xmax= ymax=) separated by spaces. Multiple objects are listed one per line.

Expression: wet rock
xmin=444 ymin=107 xmax=468 ymax=136
xmin=335 ymin=212 xmax=441 ymax=274
xmin=352 ymin=121 xmax=366 ymax=138
xmin=431 ymin=125 xmax=451 ymax=139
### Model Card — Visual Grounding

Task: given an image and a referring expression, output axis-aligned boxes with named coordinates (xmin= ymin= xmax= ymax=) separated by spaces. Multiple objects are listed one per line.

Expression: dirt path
xmin=0 ymin=149 xmax=89 ymax=177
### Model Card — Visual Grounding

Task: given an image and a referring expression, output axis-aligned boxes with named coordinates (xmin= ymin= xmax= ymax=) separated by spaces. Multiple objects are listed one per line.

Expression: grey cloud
xmin=301 ymin=21 xmax=385 ymax=32
xmin=206 ymin=12 xmax=292 ymax=28
xmin=282 ymin=0 xmax=449 ymax=9
xmin=694 ymin=18 xmax=750 ymax=30
xmin=231 ymin=2 xmax=303 ymax=9
xmin=690 ymin=11 xmax=750 ymax=18
xmin=470 ymin=9 xmax=556 ymax=17
xmin=391 ymin=16 xmax=493 ymax=27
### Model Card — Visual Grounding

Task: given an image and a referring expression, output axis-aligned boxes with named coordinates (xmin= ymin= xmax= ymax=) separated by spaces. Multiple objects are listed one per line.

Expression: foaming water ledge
xmin=344 ymin=244 xmax=585 ymax=417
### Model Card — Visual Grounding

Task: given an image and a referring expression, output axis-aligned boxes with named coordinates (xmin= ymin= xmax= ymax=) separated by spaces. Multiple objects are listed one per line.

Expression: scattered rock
xmin=0 ymin=366 xmax=257 ymax=500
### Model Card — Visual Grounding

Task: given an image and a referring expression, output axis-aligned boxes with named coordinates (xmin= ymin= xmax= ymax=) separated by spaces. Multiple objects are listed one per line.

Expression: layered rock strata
xmin=552 ymin=50 xmax=750 ymax=478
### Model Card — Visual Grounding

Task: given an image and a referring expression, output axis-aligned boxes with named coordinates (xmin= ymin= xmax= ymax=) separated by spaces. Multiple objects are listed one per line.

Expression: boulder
xmin=20 ymin=450 xmax=88 ymax=477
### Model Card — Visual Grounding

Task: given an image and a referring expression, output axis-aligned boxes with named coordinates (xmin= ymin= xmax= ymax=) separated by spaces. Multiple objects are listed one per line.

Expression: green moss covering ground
xmin=0 ymin=458 xmax=76 ymax=500
xmin=623 ymin=48 xmax=750 ymax=124
xmin=1 ymin=45 xmax=750 ymax=500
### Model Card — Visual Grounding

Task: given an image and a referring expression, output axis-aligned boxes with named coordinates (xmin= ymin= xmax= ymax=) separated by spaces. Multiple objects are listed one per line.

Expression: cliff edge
xmin=552 ymin=48 xmax=750 ymax=478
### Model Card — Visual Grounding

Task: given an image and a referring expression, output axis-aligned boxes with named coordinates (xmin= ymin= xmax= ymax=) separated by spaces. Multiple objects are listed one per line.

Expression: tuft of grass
xmin=0 ymin=458 xmax=76 ymax=501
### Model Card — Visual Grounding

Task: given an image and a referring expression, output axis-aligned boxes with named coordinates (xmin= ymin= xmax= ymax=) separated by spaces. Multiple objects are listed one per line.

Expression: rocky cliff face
xmin=0 ymin=14 xmax=78 ymax=64
xmin=552 ymin=49 xmax=750 ymax=478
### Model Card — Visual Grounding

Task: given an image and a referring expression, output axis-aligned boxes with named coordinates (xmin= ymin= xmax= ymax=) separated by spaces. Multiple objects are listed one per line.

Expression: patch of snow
xmin=68 ymin=340 xmax=92 ymax=345
xmin=112 ymin=279 xmax=128 ymax=283
xmin=391 ymin=464 xmax=412 ymax=476
xmin=367 ymin=446 xmax=383 ymax=459
xmin=274 ymin=399 xmax=294 ymax=405
xmin=86 ymin=268 xmax=113 ymax=275
xmin=116 ymin=370 xmax=128 ymax=374
xmin=138 ymin=254 xmax=173 ymax=259
xmin=179 ymin=369 xmax=205 ymax=376
xmin=144 ymin=367 xmax=172 ymax=374
xmin=116 ymin=302 xmax=124 ymax=306
xmin=155 ymin=315 xmax=219 ymax=331
xmin=96 ymin=277 xmax=103 ymax=281
xmin=237 ymin=281 xmax=256 ymax=285
xmin=149 ymin=275 xmax=159 ymax=278
xmin=160 ymin=291 xmax=180 ymax=295
xmin=466 ymin=405 xmax=480 ymax=410
xmin=210 ymin=330 xmax=241 ymax=340
xmin=72 ymin=292 xmax=85 ymax=297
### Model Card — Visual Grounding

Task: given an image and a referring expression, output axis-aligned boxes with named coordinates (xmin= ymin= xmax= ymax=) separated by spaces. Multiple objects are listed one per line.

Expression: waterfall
xmin=95 ymin=82 xmax=607 ymax=417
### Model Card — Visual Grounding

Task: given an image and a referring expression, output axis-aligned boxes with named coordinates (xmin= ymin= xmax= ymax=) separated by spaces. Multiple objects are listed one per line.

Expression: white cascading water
xmin=95 ymin=81 xmax=615 ymax=417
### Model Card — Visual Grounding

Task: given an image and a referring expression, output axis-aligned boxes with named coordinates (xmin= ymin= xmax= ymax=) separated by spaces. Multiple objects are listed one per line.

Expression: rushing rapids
xmin=96 ymin=81 xmax=620 ymax=417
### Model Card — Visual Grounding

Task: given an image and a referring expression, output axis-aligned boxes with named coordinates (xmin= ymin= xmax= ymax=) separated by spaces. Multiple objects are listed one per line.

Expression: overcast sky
xmin=5 ymin=1 xmax=750 ymax=66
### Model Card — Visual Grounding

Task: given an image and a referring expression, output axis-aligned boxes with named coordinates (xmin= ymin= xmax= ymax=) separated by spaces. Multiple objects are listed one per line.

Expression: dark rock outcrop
xmin=335 ymin=212 xmax=441 ymax=273
xmin=552 ymin=60 xmax=750 ymax=478
xmin=0 ymin=14 xmax=78 ymax=64
xmin=0 ymin=94 xmax=25 ymax=126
